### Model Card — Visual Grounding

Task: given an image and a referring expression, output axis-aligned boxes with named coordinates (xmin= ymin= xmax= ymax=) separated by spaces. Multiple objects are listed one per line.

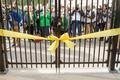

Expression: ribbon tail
xmin=0 ymin=29 xmax=46 ymax=40
xmin=70 ymin=28 xmax=120 ymax=40
xmin=64 ymin=40 xmax=75 ymax=48
xmin=48 ymin=40 xmax=59 ymax=56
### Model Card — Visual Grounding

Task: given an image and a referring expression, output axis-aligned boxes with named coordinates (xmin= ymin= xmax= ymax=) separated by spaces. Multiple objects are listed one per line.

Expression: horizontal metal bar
xmin=8 ymin=61 xmax=120 ymax=64
xmin=115 ymin=62 xmax=120 ymax=63
xmin=8 ymin=63 xmax=55 ymax=65
xmin=8 ymin=61 xmax=116 ymax=65
xmin=61 ymin=62 xmax=107 ymax=64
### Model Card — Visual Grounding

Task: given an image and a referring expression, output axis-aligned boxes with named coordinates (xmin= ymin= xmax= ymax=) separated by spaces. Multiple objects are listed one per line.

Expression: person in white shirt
xmin=70 ymin=7 xmax=82 ymax=36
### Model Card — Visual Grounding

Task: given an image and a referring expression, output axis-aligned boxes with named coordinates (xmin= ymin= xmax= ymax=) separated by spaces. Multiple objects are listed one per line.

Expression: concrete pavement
xmin=0 ymin=68 xmax=120 ymax=80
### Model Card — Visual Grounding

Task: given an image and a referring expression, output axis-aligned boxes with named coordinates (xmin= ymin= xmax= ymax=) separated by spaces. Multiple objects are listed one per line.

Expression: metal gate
xmin=0 ymin=0 xmax=120 ymax=73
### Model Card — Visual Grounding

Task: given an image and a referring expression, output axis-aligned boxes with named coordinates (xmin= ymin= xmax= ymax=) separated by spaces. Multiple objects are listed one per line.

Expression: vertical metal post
xmin=0 ymin=0 xmax=7 ymax=73
xmin=107 ymin=0 xmax=115 ymax=67
xmin=54 ymin=0 xmax=60 ymax=73
xmin=55 ymin=0 xmax=58 ymax=70
xmin=0 ymin=38 xmax=5 ymax=73
xmin=109 ymin=0 xmax=120 ymax=72
xmin=57 ymin=0 xmax=61 ymax=69
xmin=54 ymin=0 xmax=61 ymax=73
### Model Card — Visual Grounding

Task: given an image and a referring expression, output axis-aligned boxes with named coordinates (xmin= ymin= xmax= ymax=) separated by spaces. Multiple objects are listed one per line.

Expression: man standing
xmin=39 ymin=6 xmax=51 ymax=37
xmin=9 ymin=3 xmax=23 ymax=47
xmin=84 ymin=6 xmax=95 ymax=34
xmin=71 ymin=6 xmax=82 ymax=36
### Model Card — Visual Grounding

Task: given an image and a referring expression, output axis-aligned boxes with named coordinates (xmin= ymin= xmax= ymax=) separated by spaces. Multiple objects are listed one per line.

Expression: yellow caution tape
xmin=0 ymin=28 xmax=120 ymax=56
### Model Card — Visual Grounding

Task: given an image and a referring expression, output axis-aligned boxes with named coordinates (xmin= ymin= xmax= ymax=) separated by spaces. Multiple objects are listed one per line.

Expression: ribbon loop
xmin=48 ymin=40 xmax=59 ymax=56
xmin=60 ymin=33 xmax=70 ymax=40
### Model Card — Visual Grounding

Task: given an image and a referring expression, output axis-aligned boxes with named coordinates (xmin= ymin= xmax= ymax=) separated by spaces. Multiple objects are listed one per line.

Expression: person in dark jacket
xmin=51 ymin=16 xmax=64 ymax=37
xmin=9 ymin=8 xmax=23 ymax=47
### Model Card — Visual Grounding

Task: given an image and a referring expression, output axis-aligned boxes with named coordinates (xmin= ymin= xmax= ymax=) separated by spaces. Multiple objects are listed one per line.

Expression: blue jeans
xmin=7 ymin=21 xmax=13 ymax=30
xmin=71 ymin=21 xmax=81 ymax=36
xmin=40 ymin=27 xmax=50 ymax=37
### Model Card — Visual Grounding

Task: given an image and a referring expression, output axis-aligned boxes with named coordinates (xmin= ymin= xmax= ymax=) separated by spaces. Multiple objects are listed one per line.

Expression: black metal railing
xmin=0 ymin=0 xmax=120 ymax=73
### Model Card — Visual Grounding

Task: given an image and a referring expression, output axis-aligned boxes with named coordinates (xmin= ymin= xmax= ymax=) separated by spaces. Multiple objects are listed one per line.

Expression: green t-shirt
xmin=39 ymin=11 xmax=51 ymax=28
xmin=61 ymin=16 xmax=68 ymax=31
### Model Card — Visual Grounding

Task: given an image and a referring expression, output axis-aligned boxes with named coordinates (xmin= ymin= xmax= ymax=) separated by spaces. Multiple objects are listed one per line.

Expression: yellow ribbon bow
xmin=48 ymin=33 xmax=75 ymax=56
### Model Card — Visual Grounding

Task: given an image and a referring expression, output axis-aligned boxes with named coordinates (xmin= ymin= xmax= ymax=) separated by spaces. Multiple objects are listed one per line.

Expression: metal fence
xmin=0 ymin=0 xmax=120 ymax=73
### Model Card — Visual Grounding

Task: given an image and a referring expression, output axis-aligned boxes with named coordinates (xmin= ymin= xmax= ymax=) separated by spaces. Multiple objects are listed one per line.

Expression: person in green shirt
xmin=39 ymin=8 xmax=51 ymax=37
xmin=25 ymin=8 xmax=38 ymax=35
xmin=32 ymin=9 xmax=39 ymax=34
xmin=25 ymin=11 xmax=34 ymax=35
xmin=61 ymin=14 xmax=68 ymax=33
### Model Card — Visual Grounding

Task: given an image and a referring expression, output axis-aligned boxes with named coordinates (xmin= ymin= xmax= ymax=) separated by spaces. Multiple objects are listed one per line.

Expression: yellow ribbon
xmin=47 ymin=33 xmax=75 ymax=55
xmin=70 ymin=28 xmax=120 ymax=40
xmin=0 ymin=28 xmax=120 ymax=56
xmin=0 ymin=29 xmax=47 ymax=40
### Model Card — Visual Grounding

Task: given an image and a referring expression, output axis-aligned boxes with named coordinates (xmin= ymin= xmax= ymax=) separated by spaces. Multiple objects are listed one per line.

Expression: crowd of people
xmin=1 ymin=3 xmax=112 ymax=46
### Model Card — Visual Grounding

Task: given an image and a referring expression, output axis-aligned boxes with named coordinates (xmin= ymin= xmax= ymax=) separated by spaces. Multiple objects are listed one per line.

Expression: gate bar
xmin=0 ymin=0 xmax=7 ymax=73
xmin=109 ymin=0 xmax=120 ymax=72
